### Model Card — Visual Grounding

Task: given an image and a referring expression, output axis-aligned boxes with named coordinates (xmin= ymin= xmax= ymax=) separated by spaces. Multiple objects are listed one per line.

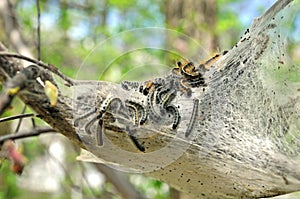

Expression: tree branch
xmin=95 ymin=164 xmax=147 ymax=199
xmin=0 ymin=2 xmax=146 ymax=198
xmin=0 ymin=113 xmax=35 ymax=123
xmin=0 ymin=0 xmax=299 ymax=198
xmin=0 ymin=43 xmax=82 ymax=148
xmin=0 ymin=127 xmax=56 ymax=145
xmin=0 ymin=52 xmax=74 ymax=86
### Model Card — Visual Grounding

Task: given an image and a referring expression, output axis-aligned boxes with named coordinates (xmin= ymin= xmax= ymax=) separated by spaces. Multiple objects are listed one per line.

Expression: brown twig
xmin=94 ymin=164 xmax=147 ymax=199
xmin=0 ymin=52 xmax=74 ymax=86
xmin=36 ymin=0 xmax=41 ymax=61
xmin=0 ymin=113 xmax=35 ymax=123
xmin=0 ymin=127 xmax=56 ymax=145
xmin=14 ymin=105 xmax=27 ymax=133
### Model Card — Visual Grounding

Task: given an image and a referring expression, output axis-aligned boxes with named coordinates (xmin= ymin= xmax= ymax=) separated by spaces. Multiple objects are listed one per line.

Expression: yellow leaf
xmin=44 ymin=80 xmax=58 ymax=107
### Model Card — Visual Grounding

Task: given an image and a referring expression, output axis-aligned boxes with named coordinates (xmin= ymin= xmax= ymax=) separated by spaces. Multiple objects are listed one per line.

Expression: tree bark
xmin=0 ymin=0 xmax=299 ymax=198
xmin=165 ymin=0 xmax=218 ymax=54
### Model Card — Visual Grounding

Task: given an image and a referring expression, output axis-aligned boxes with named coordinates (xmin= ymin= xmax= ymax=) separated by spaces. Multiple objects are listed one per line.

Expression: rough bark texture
xmin=0 ymin=0 xmax=299 ymax=198
xmin=0 ymin=43 xmax=83 ymax=148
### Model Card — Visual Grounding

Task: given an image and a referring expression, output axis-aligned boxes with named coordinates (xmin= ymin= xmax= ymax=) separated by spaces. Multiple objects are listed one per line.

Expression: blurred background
xmin=0 ymin=0 xmax=299 ymax=198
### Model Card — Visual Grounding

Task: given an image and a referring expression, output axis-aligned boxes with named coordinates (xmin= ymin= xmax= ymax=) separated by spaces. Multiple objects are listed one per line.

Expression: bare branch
xmin=95 ymin=164 xmax=147 ymax=199
xmin=14 ymin=105 xmax=27 ymax=133
xmin=0 ymin=113 xmax=35 ymax=123
xmin=0 ymin=52 xmax=74 ymax=86
xmin=0 ymin=127 xmax=56 ymax=145
xmin=0 ymin=43 xmax=82 ymax=148
xmin=36 ymin=0 xmax=41 ymax=60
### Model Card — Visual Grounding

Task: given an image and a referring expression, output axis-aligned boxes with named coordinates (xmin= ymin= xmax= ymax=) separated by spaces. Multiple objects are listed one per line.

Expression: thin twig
xmin=36 ymin=0 xmax=41 ymax=60
xmin=36 ymin=0 xmax=41 ymax=61
xmin=0 ymin=52 xmax=74 ymax=86
xmin=31 ymin=117 xmax=36 ymax=128
xmin=14 ymin=105 xmax=27 ymax=133
xmin=94 ymin=163 xmax=147 ymax=199
xmin=0 ymin=113 xmax=35 ymax=123
xmin=0 ymin=127 xmax=56 ymax=145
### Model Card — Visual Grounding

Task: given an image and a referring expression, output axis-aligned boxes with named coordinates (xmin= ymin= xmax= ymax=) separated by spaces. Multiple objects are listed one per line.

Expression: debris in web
xmin=194 ymin=0 xmax=300 ymax=168
xmin=74 ymin=0 xmax=300 ymax=175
